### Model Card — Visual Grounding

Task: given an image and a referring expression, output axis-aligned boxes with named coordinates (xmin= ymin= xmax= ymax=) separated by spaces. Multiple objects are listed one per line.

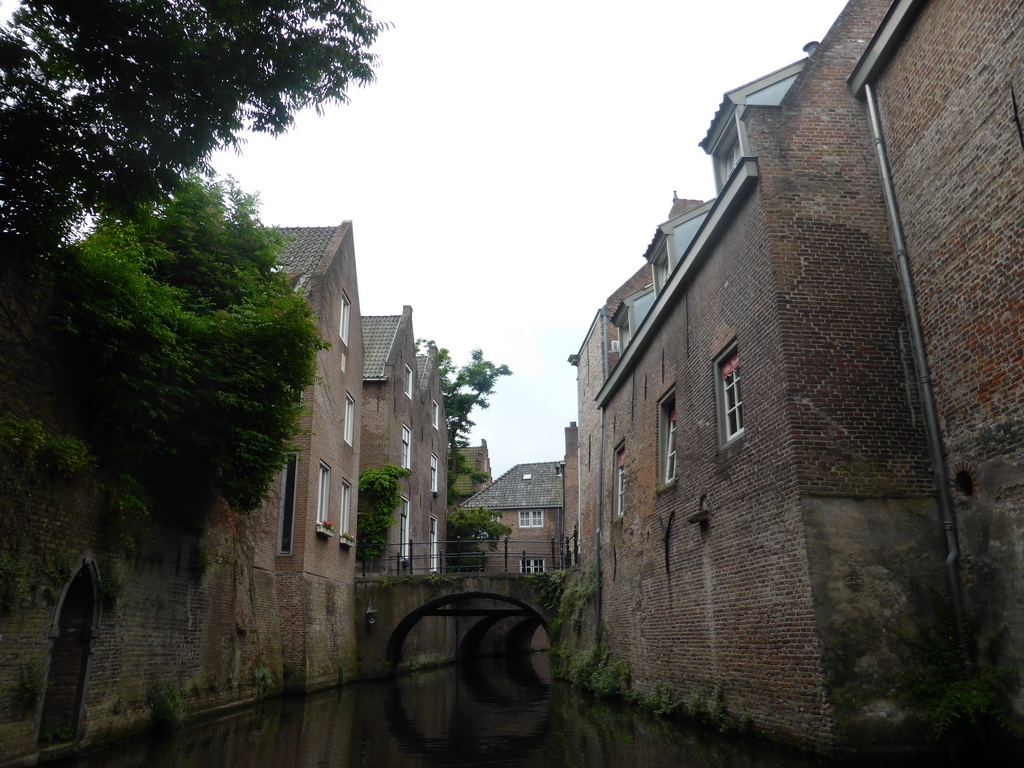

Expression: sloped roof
xmin=464 ymin=461 xmax=563 ymax=510
xmin=362 ymin=315 xmax=401 ymax=379
xmin=276 ymin=226 xmax=339 ymax=276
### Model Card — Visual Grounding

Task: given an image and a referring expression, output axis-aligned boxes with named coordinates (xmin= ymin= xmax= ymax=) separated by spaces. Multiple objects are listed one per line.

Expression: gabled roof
xmin=276 ymin=226 xmax=340 ymax=276
xmin=464 ymin=461 xmax=563 ymax=510
xmin=362 ymin=315 xmax=401 ymax=379
xmin=416 ymin=354 xmax=431 ymax=391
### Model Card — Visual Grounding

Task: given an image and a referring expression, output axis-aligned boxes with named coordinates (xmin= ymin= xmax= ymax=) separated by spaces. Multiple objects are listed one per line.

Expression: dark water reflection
xmin=53 ymin=655 xmax=940 ymax=768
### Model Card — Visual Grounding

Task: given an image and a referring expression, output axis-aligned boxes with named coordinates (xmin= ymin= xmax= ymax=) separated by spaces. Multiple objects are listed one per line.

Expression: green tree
xmin=445 ymin=506 xmax=512 ymax=573
xmin=418 ymin=341 xmax=511 ymax=505
xmin=0 ymin=0 xmax=382 ymax=258
xmin=57 ymin=175 xmax=325 ymax=512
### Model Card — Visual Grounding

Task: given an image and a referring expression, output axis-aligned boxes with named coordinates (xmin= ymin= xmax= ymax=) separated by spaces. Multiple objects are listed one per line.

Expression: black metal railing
xmin=356 ymin=528 xmax=580 ymax=577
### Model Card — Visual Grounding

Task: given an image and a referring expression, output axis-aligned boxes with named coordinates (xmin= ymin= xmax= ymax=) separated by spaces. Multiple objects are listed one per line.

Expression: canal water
xmin=51 ymin=654 xmax=967 ymax=768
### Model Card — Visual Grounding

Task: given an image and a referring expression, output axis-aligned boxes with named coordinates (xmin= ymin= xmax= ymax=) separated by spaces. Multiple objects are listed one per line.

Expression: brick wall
xmin=569 ymin=0 xmax=954 ymax=753
xmin=873 ymin=0 xmax=1024 ymax=707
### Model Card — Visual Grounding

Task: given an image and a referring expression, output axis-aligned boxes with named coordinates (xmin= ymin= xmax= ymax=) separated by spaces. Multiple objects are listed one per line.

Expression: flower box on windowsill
xmin=316 ymin=522 xmax=335 ymax=537
xmin=339 ymin=535 xmax=355 ymax=548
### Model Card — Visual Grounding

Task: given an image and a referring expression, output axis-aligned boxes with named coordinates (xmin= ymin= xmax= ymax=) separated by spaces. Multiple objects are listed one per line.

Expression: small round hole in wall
xmin=953 ymin=469 xmax=975 ymax=499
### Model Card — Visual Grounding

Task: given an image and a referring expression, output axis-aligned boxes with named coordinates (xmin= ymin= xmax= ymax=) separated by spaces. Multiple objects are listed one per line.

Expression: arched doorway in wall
xmin=39 ymin=560 xmax=101 ymax=743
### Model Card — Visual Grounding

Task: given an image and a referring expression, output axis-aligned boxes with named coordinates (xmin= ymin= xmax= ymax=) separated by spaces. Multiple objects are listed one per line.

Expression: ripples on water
xmin=50 ymin=654 xmax=976 ymax=768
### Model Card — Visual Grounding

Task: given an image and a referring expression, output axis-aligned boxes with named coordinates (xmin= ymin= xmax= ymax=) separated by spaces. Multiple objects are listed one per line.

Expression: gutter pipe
xmin=864 ymin=83 xmax=973 ymax=669
xmin=594 ymin=306 xmax=610 ymax=646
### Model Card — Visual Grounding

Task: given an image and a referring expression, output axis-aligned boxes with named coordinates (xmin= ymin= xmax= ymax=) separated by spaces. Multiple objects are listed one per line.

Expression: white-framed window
xmin=399 ymin=498 xmax=410 ymax=558
xmin=432 ymin=399 xmax=439 ymax=429
xmin=716 ymin=346 xmax=744 ymax=444
xmin=401 ymin=425 xmax=411 ymax=468
xmin=430 ymin=453 xmax=438 ymax=493
xmin=652 ymin=242 xmax=671 ymax=293
xmin=660 ymin=393 xmax=677 ymax=484
xmin=614 ymin=447 xmax=626 ymax=518
xmin=339 ymin=292 xmax=351 ymax=344
xmin=429 ymin=516 xmax=438 ymax=572
xmin=317 ymin=462 xmax=331 ymax=526
xmin=278 ymin=453 xmax=298 ymax=555
xmin=519 ymin=509 xmax=544 ymax=528
xmin=713 ymin=127 xmax=742 ymax=191
xmin=344 ymin=393 xmax=355 ymax=445
xmin=341 ymin=480 xmax=352 ymax=535
xmin=404 ymin=365 xmax=413 ymax=398
xmin=521 ymin=558 xmax=545 ymax=574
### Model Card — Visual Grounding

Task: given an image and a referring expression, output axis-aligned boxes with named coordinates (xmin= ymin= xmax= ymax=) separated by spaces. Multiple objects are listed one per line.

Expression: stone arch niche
xmin=39 ymin=558 xmax=102 ymax=743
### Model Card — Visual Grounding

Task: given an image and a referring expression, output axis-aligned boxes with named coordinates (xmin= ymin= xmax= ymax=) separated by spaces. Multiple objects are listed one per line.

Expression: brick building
xmin=451 ymin=439 xmax=492 ymax=505
xmin=253 ymin=224 xmax=365 ymax=691
xmin=360 ymin=307 xmax=448 ymax=572
xmin=565 ymin=0 xmax=1023 ymax=754
xmin=848 ymin=0 xmax=1024 ymax=719
xmin=463 ymin=460 xmax=566 ymax=572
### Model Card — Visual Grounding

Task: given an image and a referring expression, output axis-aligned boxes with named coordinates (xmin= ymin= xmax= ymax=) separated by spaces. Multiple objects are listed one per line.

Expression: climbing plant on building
xmin=357 ymin=465 xmax=411 ymax=560
xmin=57 ymin=176 xmax=326 ymax=512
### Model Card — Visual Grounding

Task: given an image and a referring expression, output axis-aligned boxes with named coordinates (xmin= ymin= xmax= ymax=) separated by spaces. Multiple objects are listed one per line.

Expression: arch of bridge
xmin=354 ymin=574 xmax=553 ymax=676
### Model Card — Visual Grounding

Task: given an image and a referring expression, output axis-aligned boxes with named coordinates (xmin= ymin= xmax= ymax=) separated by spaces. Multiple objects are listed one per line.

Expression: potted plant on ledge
xmin=316 ymin=520 xmax=334 ymax=536
xmin=339 ymin=532 xmax=355 ymax=548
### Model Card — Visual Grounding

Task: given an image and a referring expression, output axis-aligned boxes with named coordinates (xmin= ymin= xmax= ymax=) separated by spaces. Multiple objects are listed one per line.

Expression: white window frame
xmin=278 ymin=453 xmax=298 ymax=555
xmin=341 ymin=480 xmax=352 ymax=535
xmin=614 ymin=447 xmax=626 ymax=518
xmin=399 ymin=498 xmax=410 ymax=559
xmin=518 ymin=509 xmax=544 ymax=528
xmin=660 ymin=392 xmax=677 ymax=484
xmin=429 ymin=516 xmax=438 ymax=572
xmin=520 ymin=558 xmax=545 ymax=574
xmin=317 ymin=462 xmax=331 ymax=526
xmin=430 ymin=453 xmax=438 ymax=493
xmin=344 ymin=393 xmax=355 ymax=445
xmin=404 ymin=365 xmax=413 ymax=398
xmin=401 ymin=425 xmax=411 ymax=468
xmin=652 ymin=242 xmax=671 ymax=293
xmin=339 ymin=292 xmax=351 ymax=344
xmin=432 ymin=399 xmax=439 ymax=429
xmin=716 ymin=345 xmax=744 ymax=445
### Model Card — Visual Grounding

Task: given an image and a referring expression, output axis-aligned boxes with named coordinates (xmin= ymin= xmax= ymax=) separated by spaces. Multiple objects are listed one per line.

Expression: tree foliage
xmin=57 ymin=175 xmax=325 ymax=511
xmin=0 ymin=0 xmax=383 ymax=256
xmin=418 ymin=341 xmax=511 ymax=504
xmin=356 ymin=465 xmax=410 ymax=560
xmin=445 ymin=506 xmax=511 ymax=573
xmin=446 ymin=506 xmax=512 ymax=548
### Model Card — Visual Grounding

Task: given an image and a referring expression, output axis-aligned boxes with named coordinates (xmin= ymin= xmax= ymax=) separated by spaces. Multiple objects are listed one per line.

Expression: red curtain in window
xmin=721 ymin=351 xmax=739 ymax=380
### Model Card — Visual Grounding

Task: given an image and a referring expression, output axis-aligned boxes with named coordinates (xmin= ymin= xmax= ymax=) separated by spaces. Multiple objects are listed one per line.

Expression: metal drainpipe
xmin=594 ymin=306 xmax=610 ymax=646
xmin=864 ymin=83 xmax=973 ymax=670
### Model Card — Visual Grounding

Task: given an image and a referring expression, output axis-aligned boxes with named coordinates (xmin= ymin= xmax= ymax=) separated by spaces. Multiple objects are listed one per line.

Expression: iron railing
xmin=356 ymin=528 xmax=580 ymax=577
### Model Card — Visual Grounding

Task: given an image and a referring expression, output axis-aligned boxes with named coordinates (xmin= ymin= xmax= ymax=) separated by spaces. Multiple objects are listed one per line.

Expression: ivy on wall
xmin=357 ymin=465 xmax=410 ymax=560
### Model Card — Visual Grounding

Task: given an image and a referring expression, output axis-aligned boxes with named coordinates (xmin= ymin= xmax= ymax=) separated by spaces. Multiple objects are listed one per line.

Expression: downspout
xmin=594 ymin=306 xmax=610 ymax=646
xmin=864 ymin=83 xmax=973 ymax=669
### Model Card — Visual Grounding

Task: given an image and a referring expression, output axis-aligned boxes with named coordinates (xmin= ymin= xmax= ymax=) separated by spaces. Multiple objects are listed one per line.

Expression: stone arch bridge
xmin=354 ymin=573 xmax=556 ymax=678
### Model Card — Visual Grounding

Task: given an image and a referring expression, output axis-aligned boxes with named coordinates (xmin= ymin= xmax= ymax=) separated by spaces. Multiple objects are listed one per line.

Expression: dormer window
xmin=713 ymin=127 xmax=743 ymax=191
xmin=652 ymin=242 xmax=671 ymax=293
xmin=702 ymin=59 xmax=806 ymax=192
xmin=613 ymin=286 xmax=656 ymax=353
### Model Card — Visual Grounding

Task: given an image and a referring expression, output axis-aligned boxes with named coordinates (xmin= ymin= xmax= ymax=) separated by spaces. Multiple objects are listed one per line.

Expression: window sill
xmin=718 ymin=431 xmax=745 ymax=453
xmin=655 ymin=478 xmax=678 ymax=495
xmin=339 ymin=539 xmax=354 ymax=549
xmin=316 ymin=526 xmax=335 ymax=538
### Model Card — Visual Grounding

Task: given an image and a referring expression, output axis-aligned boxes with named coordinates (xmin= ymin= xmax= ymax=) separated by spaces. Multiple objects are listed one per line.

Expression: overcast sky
xmin=212 ymin=0 xmax=851 ymax=479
